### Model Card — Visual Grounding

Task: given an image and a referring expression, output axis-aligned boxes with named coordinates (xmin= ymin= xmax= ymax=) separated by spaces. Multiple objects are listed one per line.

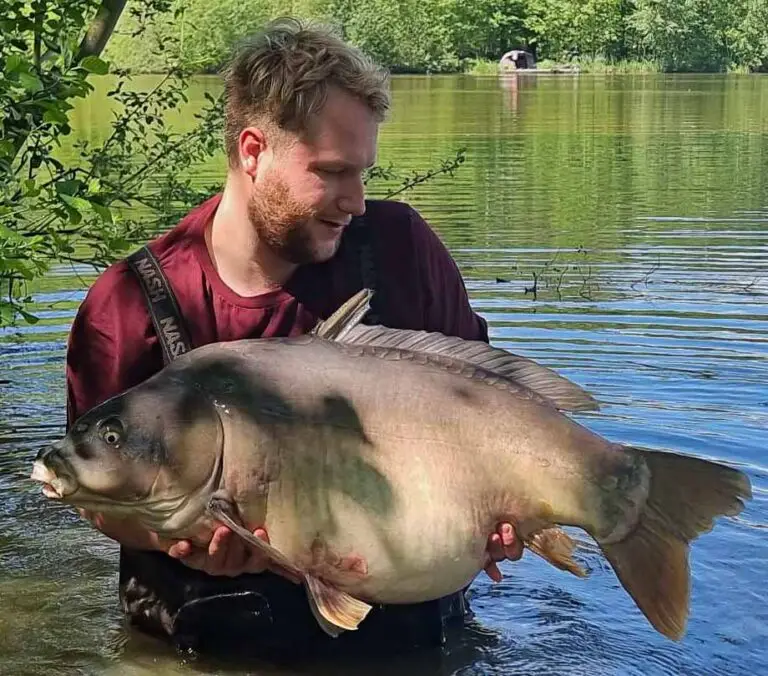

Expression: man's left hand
xmin=484 ymin=522 xmax=523 ymax=582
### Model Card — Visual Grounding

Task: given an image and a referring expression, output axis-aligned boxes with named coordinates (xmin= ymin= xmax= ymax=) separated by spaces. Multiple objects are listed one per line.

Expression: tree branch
xmin=77 ymin=0 xmax=128 ymax=61
xmin=33 ymin=0 xmax=44 ymax=71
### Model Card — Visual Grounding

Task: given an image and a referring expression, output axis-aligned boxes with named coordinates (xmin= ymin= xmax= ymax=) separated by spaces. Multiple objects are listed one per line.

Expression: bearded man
xmin=66 ymin=17 xmax=522 ymax=656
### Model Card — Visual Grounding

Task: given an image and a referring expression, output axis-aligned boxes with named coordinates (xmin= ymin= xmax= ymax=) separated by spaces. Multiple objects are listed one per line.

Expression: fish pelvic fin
xmin=526 ymin=527 xmax=588 ymax=577
xmin=305 ymin=574 xmax=373 ymax=637
xmin=600 ymin=447 xmax=752 ymax=641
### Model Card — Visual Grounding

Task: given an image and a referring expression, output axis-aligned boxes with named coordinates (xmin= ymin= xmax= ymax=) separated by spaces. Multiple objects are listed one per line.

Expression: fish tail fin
xmin=600 ymin=447 xmax=751 ymax=641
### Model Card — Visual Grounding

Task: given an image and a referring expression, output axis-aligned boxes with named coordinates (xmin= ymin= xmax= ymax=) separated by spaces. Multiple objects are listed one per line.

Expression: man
xmin=66 ymin=17 xmax=522 ymax=656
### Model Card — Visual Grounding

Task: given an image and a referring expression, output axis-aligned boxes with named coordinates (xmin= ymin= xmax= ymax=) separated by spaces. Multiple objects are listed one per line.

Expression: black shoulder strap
xmin=126 ymin=246 xmax=193 ymax=365
xmin=344 ymin=215 xmax=380 ymax=324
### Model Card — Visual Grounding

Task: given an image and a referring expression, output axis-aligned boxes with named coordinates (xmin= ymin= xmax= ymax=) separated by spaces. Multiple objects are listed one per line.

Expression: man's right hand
xmin=166 ymin=525 xmax=284 ymax=578
xmin=78 ymin=510 xmax=285 ymax=579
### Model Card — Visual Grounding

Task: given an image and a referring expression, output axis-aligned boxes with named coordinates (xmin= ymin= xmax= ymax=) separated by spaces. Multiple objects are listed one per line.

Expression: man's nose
xmin=338 ymin=177 xmax=366 ymax=217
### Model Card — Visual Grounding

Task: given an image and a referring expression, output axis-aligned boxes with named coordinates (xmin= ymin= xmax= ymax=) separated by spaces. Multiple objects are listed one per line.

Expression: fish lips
xmin=30 ymin=447 xmax=79 ymax=499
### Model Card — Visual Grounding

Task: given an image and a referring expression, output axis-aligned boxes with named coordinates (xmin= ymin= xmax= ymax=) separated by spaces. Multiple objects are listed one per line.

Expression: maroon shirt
xmin=66 ymin=194 xmax=488 ymax=424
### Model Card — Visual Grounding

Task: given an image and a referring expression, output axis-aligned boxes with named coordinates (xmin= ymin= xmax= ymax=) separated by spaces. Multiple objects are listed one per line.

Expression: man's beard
xmin=247 ymin=173 xmax=339 ymax=266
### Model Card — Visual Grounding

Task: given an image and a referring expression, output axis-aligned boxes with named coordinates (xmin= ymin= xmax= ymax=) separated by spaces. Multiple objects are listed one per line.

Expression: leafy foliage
xmin=0 ymin=0 xmax=225 ymax=326
xmin=104 ymin=0 xmax=768 ymax=73
xmin=630 ymin=0 xmax=733 ymax=71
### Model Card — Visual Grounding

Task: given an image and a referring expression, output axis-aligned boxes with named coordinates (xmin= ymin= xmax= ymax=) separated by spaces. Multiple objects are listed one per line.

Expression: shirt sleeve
xmin=409 ymin=207 xmax=490 ymax=343
xmin=65 ymin=263 xmax=161 ymax=428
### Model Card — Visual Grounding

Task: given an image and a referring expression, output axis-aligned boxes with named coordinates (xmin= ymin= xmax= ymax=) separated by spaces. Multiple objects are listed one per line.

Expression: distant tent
xmin=499 ymin=49 xmax=536 ymax=71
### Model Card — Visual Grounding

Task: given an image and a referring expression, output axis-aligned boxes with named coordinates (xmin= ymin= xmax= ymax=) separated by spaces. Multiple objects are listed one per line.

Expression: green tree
xmin=630 ymin=0 xmax=735 ymax=71
xmin=95 ymin=0 xmax=768 ymax=73
xmin=447 ymin=0 xmax=529 ymax=60
xmin=525 ymin=0 xmax=629 ymax=60
xmin=341 ymin=0 xmax=457 ymax=72
xmin=732 ymin=0 xmax=768 ymax=71
xmin=0 ymin=0 xmax=224 ymax=327
xmin=106 ymin=0 xmax=276 ymax=72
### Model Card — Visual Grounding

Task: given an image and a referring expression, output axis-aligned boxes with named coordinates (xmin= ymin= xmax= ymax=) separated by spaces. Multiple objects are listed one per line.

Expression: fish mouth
xmin=30 ymin=459 xmax=78 ymax=499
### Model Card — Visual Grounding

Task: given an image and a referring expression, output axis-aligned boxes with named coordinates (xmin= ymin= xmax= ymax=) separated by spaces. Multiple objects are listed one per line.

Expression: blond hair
xmin=223 ymin=17 xmax=391 ymax=165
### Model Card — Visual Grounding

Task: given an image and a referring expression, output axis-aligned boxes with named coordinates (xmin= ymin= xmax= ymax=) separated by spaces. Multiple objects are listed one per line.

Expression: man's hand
xmin=484 ymin=522 xmax=523 ymax=582
xmin=78 ymin=510 xmax=279 ymax=579
xmin=166 ymin=525 xmax=277 ymax=578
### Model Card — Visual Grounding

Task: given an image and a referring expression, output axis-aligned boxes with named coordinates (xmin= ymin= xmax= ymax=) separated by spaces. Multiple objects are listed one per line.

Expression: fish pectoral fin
xmin=205 ymin=496 xmax=303 ymax=581
xmin=207 ymin=497 xmax=373 ymax=638
xmin=526 ymin=527 xmax=588 ymax=577
xmin=304 ymin=574 xmax=372 ymax=637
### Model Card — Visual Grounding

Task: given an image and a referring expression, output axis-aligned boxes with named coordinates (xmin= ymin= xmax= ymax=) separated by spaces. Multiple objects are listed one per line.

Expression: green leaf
xmin=19 ymin=308 xmax=39 ymax=325
xmin=0 ymin=303 xmax=15 ymax=325
xmin=0 ymin=220 xmax=24 ymax=242
xmin=55 ymin=180 xmax=83 ymax=196
xmin=42 ymin=107 xmax=70 ymax=125
xmin=16 ymin=262 xmax=35 ymax=281
xmin=106 ymin=237 xmax=130 ymax=251
xmin=22 ymin=179 xmax=40 ymax=197
xmin=80 ymin=56 xmax=110 ymax=75
xmin=5 ymin=54 xmax=26 ymax=74
xmin=91 ymin=203 xmax=113 ymax=224
xmin=62 ymin=203 xmax=83 ymax=226
xmin=0 ymin=140 xmax=15 ymax=158
xmin=60 ymin=194 xmax=93 ymax=214
xmin=18 ymin=72 xmax=43 ymax=93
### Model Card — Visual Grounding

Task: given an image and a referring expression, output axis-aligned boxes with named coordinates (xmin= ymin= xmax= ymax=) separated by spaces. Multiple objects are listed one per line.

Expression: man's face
xmin=246 ymin=88 xmax=379 ymax=265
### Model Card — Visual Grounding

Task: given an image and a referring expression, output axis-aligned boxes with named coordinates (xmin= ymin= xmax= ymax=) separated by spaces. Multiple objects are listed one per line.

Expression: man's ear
xmin=239 ymin=127 xmax=268 ymax=178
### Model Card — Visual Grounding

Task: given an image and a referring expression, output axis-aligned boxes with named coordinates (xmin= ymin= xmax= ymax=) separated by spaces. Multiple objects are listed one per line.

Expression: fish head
xmin=31 ymin=378 xmax=224 ymax=528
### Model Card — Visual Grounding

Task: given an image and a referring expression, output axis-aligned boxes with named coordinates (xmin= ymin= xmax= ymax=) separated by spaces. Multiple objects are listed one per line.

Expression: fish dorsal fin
xmin=311 ymin=288 xmax=373 ymax=341
xmin=338 ymin=325 xmax=599 ymax=413
xmin=311 ymin=289 xmax=598 ymax=412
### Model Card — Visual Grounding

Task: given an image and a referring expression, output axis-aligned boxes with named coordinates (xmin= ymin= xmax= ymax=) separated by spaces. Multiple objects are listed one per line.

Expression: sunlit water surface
xmin=1 ymin=73 xmax=767 ymax=675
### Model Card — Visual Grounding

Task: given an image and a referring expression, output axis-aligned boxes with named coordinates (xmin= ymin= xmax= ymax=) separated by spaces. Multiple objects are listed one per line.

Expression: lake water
xmin=1 ymin=73 xmax=767 ymax=675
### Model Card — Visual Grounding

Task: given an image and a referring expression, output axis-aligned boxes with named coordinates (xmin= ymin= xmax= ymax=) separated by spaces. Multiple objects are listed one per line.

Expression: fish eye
xmin=98 ymin=418 xmax=125 ymax=447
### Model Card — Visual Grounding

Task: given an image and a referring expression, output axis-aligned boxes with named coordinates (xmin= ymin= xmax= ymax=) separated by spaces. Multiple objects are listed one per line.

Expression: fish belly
xmin=263 ymin=437 xmax=496 ymax=604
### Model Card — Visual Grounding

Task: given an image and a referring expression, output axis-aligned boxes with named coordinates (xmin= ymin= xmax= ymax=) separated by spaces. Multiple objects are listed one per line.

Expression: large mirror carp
xmin=32 ymin=290 xmax=751 ymax=640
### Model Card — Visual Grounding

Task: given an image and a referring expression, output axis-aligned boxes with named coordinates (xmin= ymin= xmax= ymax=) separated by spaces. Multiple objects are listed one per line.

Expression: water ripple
xmin=1 ymin=73 xmax=767 ymax=674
